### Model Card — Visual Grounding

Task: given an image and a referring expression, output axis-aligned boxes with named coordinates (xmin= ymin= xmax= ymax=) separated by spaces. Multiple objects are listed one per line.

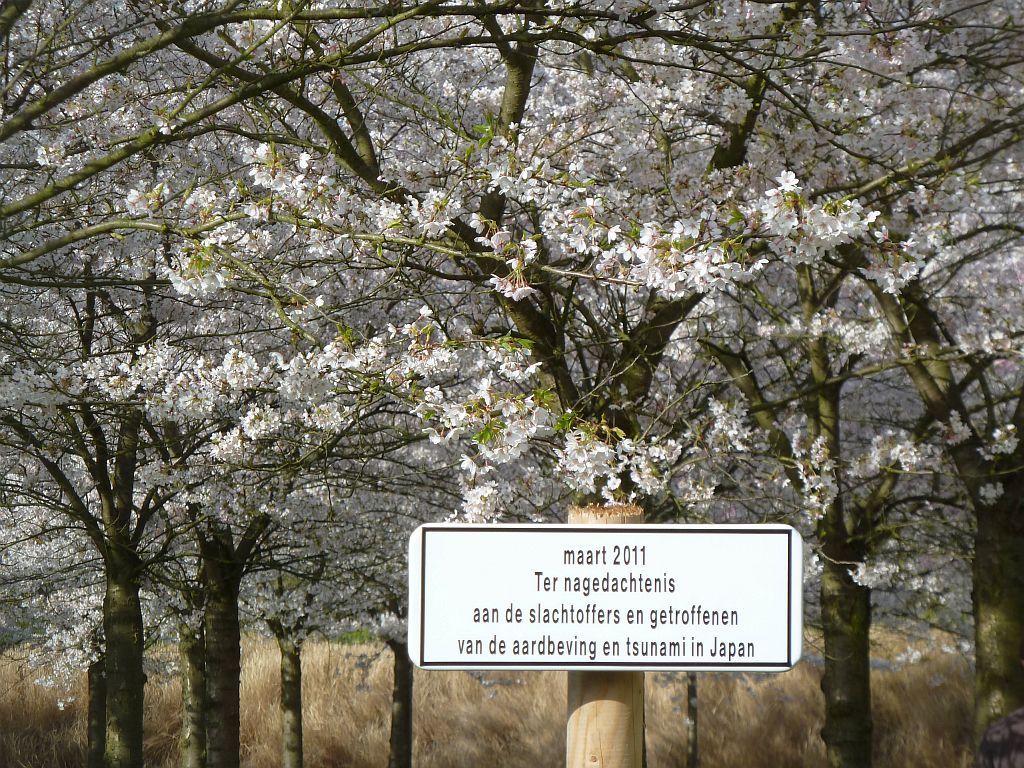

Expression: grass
xmin=0 ymin=631 xmax=973 ymax=767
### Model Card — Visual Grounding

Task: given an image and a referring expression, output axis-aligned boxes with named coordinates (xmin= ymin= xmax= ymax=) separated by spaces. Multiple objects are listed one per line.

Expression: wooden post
xmin=566 ymin=504 xmax=645 ymax=768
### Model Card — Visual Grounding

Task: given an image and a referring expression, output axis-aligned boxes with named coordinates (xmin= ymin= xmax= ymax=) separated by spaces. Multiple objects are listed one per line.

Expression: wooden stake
xmin=566 ymin=504 xmax=645 ymax=768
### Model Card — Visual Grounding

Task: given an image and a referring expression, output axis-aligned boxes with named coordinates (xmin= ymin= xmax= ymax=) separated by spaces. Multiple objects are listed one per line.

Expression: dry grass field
xmin=0 ymin=632 xmax=973 ymax=767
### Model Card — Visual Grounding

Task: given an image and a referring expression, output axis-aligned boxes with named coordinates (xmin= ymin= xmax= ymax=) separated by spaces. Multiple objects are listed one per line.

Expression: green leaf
xmin=555 ymin=410 xmax=576 ymax=433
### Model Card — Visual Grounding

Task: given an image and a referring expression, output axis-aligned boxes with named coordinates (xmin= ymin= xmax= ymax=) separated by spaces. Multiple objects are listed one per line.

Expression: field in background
xmin=0 ymin=633 xmax=973 ymax=767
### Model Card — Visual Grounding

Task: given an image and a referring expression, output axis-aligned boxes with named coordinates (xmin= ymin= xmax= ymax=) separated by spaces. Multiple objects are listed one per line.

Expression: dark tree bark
xmin=386 ymin=638 xmax=414 ymax=768
xmin=203 ymin=569 xmax=242 ymax=768
xmin=278 ymin=633 xmax=304 ymax=768
xmin=86 ymin=655 xmax=106 ymax=768
xmin=819 ymin=534 xmax=872 ymax=768
xmin=103 ymin=569 xmax=146 ymax=768
xmin=686 ymin=673 xmax=697 ymax=768
xmin=800 ymin=266 xmax=872 ymax=768
xmin=974 ymin=489 xmax=1024 ymax=741
xmin=179 ymin=622 xmax=208 ymax=768
xmin=198 ymin=515 xmax=269 ymax=768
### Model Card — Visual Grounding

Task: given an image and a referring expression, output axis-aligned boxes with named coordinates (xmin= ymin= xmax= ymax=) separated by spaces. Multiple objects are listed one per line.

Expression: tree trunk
xmin=86 ymin=656 xmax=106 ymax=768
xmin=204 ymin=579 xmax=242 ymax=768
xmin=179 ymin=622 xmax=208 ymax=768
xmin=103 ymin=571 xmax=146 ymax=768
xmin=973 ymin=490 xmax=1024 ymax=742
xmin=686 ymin=672 xmax=698 ymax=768
xmin=386 ymin=638 xmax=414 ymax=768
xmin=819 ymin=541 xmax=872 ymax=768
xmin=797 ymin=268 xmax=872 ymax=768
xmin=868 ymin=286 xmax=1024 ymax=749
xmin=278 ymin=634 xmax=304 ymax=768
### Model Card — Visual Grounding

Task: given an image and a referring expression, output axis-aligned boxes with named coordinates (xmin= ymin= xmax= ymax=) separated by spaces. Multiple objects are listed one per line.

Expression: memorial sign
xmin=408 ymin=523 xmax=803 ymax=671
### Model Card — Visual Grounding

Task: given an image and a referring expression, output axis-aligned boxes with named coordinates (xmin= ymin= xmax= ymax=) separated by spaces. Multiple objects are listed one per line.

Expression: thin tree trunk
xmin=797 ymin=265 xmax=873 ymax=768
xmin=386 ymin=638 xmax=414 ymax=768
xmin=179 ymin=622 xmax=208 ymax=768
xmin=204 ymin=579 xmax=241 ymax=768
xmin=973 ymin=491 xmax=1024 ymax=742
xmin=686 ymin=672 xmax=697 ymax=768
xmin=278 ymin=634 xmax=304 ymax=768
xmin=870 ymin=287 xmax=1024 ymax=744
xmin=86 ymin=656 xmax=106 ymax=768
xmin=708 ymin=334 xmax=876 ymax=767
xmin=710 ymin=328 xmax=877 ymax=768
xmin=819 ymin=544 xmax=872 ymax=768
xmin=103 ymin=571 xmax=146 ymax=768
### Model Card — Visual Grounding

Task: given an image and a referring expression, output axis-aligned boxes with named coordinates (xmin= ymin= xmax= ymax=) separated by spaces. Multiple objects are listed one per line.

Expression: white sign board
xmin=408 ymin=524 xmax=803 ymax=671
